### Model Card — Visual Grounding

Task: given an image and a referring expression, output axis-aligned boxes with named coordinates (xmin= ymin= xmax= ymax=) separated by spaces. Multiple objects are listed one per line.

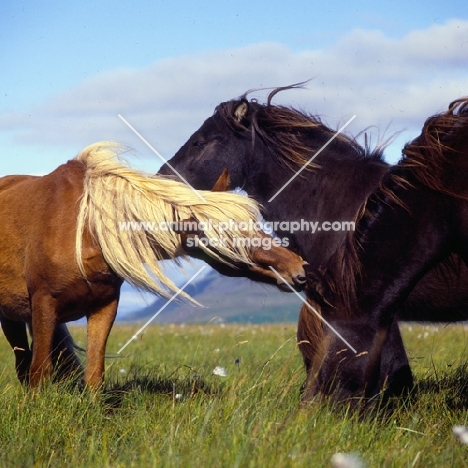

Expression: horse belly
xmin=0 ymin=220 xmax=31 ymax=321
xmin=0 ymin=254 xmax=37 ymax=324
xmin=0 ymin=287 xmax=31 ymax=322
xmin=57 ymin=275 xmax=121 ymax=323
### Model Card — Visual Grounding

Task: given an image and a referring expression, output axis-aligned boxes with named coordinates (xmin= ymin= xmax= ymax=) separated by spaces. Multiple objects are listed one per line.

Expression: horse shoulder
xmin=26 ymin=160 xmax=86 ymax=247
xmin=15 ymin=161 xmax=104 ymax=286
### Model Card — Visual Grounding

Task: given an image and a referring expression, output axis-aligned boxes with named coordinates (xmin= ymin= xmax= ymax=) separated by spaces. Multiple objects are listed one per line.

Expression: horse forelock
xmin=75 ymin=142 xmax=262 ymax=302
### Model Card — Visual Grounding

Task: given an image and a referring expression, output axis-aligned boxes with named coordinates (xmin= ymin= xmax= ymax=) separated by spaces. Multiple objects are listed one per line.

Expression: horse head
xmin=175 ymin=169 xmax=307 ymax=291
xmin=158 ymin=98 xmax=261 ymax=193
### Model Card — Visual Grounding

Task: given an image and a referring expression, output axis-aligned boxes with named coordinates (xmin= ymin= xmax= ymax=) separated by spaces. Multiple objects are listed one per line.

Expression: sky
xmin=1 ymin=0 xmax=468 ymax=317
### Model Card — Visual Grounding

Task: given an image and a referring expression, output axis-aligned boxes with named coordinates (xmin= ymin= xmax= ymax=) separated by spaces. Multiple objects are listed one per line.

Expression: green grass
xmin=1 ymin=323 xmax=468 ymax=467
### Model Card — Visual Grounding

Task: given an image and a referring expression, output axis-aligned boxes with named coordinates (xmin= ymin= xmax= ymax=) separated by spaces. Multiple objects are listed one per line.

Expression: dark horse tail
xmin=400 ymin=97 xmax=468 ymax=199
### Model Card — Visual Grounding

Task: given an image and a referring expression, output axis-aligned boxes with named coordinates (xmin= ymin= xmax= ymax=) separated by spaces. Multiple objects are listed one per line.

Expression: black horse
xmin=160 ymin=85 xmax=468 ymax=399
xmin=304 ymin=97 xmax=468 ymax=404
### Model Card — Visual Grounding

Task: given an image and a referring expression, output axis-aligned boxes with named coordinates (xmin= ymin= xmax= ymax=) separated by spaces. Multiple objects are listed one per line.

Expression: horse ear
xmin=234 ymin=100 xmax=249 ymax=123
xmin=211 ymin=168 xmax=231 ymax=192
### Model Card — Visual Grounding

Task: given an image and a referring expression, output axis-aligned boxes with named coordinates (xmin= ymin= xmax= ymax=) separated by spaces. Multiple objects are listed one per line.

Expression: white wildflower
xmin=213 ymin=366 xmax=228 ymax=377
xmin=331 ymin=452 xmax=365 ymax=468
xmin=453 ymin=425 xmax=468 ymax=444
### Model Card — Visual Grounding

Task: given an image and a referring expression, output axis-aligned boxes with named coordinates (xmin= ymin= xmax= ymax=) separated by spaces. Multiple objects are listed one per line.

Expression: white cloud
xmin=1 ymin=19 xmax=467 ymax=165
xmin=1 ymin=20 xmax=466 ymax=314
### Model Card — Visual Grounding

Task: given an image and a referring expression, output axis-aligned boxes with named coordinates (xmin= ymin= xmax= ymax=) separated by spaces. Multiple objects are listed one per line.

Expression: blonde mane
xmin=75 ymin=142 xmax=261 ymax=301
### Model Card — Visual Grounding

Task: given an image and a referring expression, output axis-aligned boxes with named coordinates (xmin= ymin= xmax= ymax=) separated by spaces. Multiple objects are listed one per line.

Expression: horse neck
xmin=246 ymin=138 xmax=389 ymax=264
xmin=327 ymin=170 xmax=452 ymax=322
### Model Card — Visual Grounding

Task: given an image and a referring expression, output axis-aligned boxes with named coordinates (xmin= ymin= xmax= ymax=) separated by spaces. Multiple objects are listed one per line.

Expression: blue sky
xmin=1 ymin=1 xmax=468 ymax=316
xmin=2 ymin=0 xmax=467 ymax=176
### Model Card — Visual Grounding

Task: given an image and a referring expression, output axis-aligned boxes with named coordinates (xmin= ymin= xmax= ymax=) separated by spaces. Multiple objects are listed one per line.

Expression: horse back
xmin=0 ymin=174 xmax=38 ymax=192
xmin=0 ymin=160 xmax=85 ymax=253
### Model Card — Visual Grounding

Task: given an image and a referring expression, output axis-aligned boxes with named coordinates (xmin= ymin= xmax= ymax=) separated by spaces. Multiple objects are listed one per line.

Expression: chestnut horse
xmin=0 ymin=176 xmax=82 ymax=384
xmin=0 ymin=142 xmax=306 ymax=388
xmin=305 ymin=97 xmax=468 ymax=404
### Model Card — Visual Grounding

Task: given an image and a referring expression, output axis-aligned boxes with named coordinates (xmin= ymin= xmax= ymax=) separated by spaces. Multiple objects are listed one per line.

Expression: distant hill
xmin=120 ymin=269 xmax=304 ymax=324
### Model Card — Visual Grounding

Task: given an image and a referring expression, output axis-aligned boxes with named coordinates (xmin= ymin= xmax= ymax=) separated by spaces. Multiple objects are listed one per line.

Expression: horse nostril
xmin=295 ymin=274 xmax=307 ymax=285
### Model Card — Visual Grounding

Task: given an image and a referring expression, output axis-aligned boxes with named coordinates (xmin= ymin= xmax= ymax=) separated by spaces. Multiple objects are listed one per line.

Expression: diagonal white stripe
xmin=117 ymin=266 xmax=208 ymax=354
xmin=268 ymin=266 xmax=357 ymax=353
xmin=118 ymin=114 xmax=206 ymax=201
xmin=268 ymin=115 xmax=357 ymax=202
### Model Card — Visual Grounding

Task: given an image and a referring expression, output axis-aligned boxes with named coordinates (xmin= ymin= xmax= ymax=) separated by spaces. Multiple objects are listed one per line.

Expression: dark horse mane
xmin=310 ymin=97 xmax=468 ymax=313
xmin=398 ymin=97 xmax=468 ymax=200
xmin=215 ymin=83 xmax=385 ymax=173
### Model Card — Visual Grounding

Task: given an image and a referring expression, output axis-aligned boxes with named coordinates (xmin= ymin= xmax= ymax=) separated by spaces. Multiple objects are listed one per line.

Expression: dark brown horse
xmin=160 ymin=85 xmax=468 ymax=397
xmin=0 ymin=142 xmax=306 ymax=388
xmin=305 ymin=97 xmax=468 ymax=404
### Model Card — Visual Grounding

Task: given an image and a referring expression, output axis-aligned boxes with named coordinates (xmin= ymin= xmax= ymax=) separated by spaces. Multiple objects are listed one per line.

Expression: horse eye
xmin=193 ymin=140 xmax=207 ymax=148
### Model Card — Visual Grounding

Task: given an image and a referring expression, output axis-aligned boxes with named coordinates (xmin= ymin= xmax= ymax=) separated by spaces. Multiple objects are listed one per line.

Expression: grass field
xmin=1 ymin=323 xmax=468 ymax=467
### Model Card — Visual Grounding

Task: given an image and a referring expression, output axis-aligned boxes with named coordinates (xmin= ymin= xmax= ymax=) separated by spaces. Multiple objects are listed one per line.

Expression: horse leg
xmin=297 ymin=302 xmax=326 ymax=403
xmin=85 ymin=299 xmax=119 ymax=388
xmin=29 ymin=322 xmax=84 ymax=381
xmin=29 ymin=293 xmax=57 ymax=387
xmin=378 ymin=317 xmax=413 ymax=397
xmin=51 ymin=324 xmax=84 ymax=382
xmin=0 ymin=317 xmax=32 ymax=384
